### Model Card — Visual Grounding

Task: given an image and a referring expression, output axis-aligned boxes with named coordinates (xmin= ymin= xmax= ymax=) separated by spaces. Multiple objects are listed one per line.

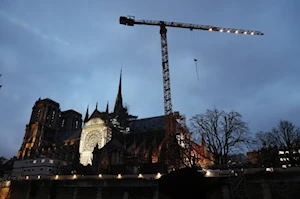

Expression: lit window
xmin=41 ymin=159 xmax=45 ymax=163
xmin=282 ymin=165 xmax=287 ymax=169
xmin=49 ymin=159 xmax=54 ymax=164
xmin=280 ymin=158 xmax=283 ymax=161
xmin=33 ymin=160 xmax=37 ymax=164
xmin=279 ymin=151 xmax=284 ymax=154
xmin=285 ymin=151 xmax=289 ymax=154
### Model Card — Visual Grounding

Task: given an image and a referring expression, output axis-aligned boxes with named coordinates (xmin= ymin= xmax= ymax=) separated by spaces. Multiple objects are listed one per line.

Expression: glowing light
xmin=219 ymin=29 xmax=223 ymax=32
xmin=235 ymin=30 xmax=238 ymax=34
xmin=243 ymin=31 xmax=247 ymax=34
xmin=266 ymin=168 xmax=274 ymax=172
xmin=37 ymin=175 xmax=40 ymax=180
xmin=205 ymin=170 xmax=211 ymax=177
xmin=209 ymin=28 xmax=212 ymax=31
xmin=73 ymin=174 xmax=77 ymax=179
xmin=55 ymin=175 xmax=59 ymax=179
xmin=282 ymin=165 xmax=287 ymax=169
xmin=98 ymin=174 xmax=102 ymax=178
xmin=117 ymin=174 xmax=122 ymax=179
xmin=156 ymin=173 xmax=162 ymax=179
xmin=227 ymin=30 xmax=230 ymax=33
xmin=251 ymin=32 xmax=254 ymax=35
xmin=138 ymin=174 xmax=143 ymax=178
xmin=5 ymin=181 xmax=11 ymax=187
xmin=26 ymin=176 xmax=29 ymax=180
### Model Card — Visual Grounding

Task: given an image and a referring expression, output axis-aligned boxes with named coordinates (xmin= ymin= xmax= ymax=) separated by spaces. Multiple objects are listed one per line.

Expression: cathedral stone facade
xmin=17 ymin=71 xmax=211 ymax=174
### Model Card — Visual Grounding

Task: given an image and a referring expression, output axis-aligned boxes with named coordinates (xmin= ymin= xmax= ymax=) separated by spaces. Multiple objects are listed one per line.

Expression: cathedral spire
xmin=84 ymin=105 xmax=89 ymax=123
xmin=106 ymin=101 xmax=109 ymax=113
xmin=114 ymin=69 xmax=123 ymax=113
xmin=96 ymin=102 xmax=98 ymax=110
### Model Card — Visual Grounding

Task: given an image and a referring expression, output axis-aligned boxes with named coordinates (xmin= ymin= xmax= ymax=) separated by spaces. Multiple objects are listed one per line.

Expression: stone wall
xmin=1 ymin=173 xmax=300 ymax=199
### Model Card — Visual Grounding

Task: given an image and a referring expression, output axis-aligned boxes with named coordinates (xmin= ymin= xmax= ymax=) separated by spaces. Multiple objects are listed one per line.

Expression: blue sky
xmin=0 ymin=0 xmax=299 ymax=158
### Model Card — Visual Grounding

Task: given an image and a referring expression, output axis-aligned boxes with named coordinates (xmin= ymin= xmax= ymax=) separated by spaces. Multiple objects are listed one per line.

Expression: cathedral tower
xmin=17 ymin=98 xmax=61 ymax=159
xmin=60 ymin=110 xmax=82 ymax=132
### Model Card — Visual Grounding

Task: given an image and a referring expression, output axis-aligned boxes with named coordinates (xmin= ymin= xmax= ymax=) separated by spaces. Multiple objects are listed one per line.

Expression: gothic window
xmin=75 ymin=120 xmax=79 ymax=129
xmin=36 ymin=109 xmax=41 ymax=121
xmin=50 ymin=110 xmax=56 ymax=125
xmin=84 ymin=130 xmax=101 ymax=151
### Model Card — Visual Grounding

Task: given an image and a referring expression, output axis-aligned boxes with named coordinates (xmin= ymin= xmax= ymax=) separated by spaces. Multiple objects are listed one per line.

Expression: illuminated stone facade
xmin=17 ymin=70 xmax=208 ymax=174
xmin=79 ymin=118 xmax=112 ymax=166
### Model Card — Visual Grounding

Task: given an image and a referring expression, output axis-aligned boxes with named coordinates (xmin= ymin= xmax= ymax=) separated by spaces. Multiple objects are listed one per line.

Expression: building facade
xmin=17 ymin=70 xmax=211 ymax=174
xmin=11 ymin=157 xmax=67 ymax=180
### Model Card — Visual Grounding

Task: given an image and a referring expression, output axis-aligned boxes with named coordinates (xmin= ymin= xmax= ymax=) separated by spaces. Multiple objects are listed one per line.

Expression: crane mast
xmin=119 ymin=16 xmax=263 ymax=169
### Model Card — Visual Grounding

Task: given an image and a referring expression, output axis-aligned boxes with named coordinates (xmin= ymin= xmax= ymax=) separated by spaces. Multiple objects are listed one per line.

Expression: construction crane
xmin=0 ymin=74 xmax=2 ymax=89
xmin=119 ymin=16 xmax=264 ymax=168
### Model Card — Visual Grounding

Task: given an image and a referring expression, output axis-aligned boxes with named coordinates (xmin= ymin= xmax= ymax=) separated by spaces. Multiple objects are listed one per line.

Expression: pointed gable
xmin=87 ymin=103 xmax=110 ymax=121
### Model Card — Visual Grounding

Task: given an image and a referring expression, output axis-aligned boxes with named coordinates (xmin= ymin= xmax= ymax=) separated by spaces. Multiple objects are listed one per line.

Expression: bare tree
xmin=253 ymin=131 xmax=280 ymax=149
xmin=190 ymin=108 xmax=250 ymax=165
xmin=272 ymin=120 xmax=300 ymax=149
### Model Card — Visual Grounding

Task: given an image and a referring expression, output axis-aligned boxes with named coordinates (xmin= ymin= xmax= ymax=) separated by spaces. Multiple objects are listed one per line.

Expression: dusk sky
xmin=0 ymin=0 xmax=299 ymax=158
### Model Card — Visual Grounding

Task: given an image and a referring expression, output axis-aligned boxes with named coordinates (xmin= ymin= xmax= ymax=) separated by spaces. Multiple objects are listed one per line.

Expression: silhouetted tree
xmin=272 ymin=120 xmax=300 ymax=149
xmin=190 ymin=108 xmax=250 ymax=165
xmin=253 ymin=120 xmax=300 ymax=150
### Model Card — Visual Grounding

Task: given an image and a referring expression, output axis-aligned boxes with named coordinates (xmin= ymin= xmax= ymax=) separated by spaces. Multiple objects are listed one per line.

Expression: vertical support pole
xmin=160 ymin=24 xmax=174 ymax=169
xmin=96 ymin=187 xmax=102 ymax=199
xmin=123 ymin=191 xmax=129 ymax=199
xmin=73 ymin=186 xmax=78 ymax=199
xmin=221 ymin=185 xmax=231 ymax=199
xmin=153 ymin=187 xmax=159 ymax=199
xmin=261 ymin=183 xmax=272 ymax=199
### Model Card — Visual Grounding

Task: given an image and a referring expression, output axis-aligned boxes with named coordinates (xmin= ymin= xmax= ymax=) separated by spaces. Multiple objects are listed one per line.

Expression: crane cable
xmin=190 ymin=30 xmax=199 ymax=80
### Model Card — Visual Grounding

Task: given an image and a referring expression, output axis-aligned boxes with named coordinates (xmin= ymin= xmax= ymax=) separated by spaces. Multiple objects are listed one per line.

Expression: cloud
xmin=0 ymin=10 xmax=69 ymax=46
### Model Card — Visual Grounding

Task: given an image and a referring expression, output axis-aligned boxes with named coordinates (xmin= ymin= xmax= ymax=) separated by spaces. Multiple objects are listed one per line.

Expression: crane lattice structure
xmin=119 ymin=16 xmax=264 ymax=169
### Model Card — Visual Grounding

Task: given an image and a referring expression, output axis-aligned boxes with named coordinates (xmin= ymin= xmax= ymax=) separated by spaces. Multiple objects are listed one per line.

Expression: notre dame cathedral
xmin=17 ymin=71 xmax=203 ymax=174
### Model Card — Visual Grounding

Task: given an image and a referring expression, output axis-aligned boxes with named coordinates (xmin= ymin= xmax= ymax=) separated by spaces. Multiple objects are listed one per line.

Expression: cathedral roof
xmin=101 ymin=139 xmax=126 ymax=153
xmin=56 ymin=129 xmax=81 ymax=142
xmin=129 ymin=115 xmax=184 ymax=133
xmin=129 ymin=116 xmax=165 ymax=133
